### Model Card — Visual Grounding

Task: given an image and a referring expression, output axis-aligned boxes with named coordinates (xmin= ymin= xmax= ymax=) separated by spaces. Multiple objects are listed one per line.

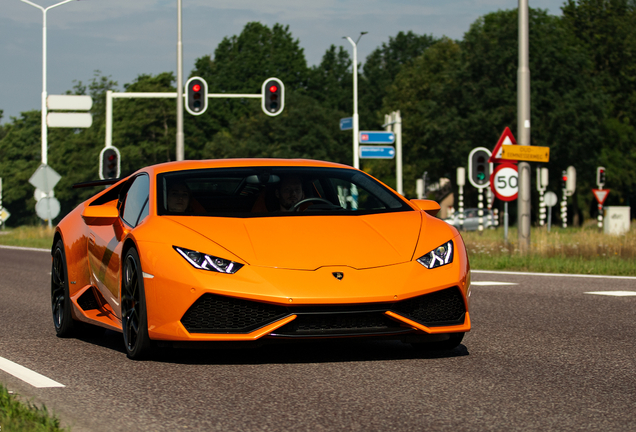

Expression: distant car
xmin=52 ymin=159 xmax=471 ymax=359
xmin=445 ymin=208 xmax=495 ymax=231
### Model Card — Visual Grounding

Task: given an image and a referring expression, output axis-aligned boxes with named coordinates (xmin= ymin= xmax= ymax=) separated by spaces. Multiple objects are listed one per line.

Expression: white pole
xmin=176 ymin=0 xmax=184 ymax=161
xmin=105 ymin=90 xmax=113 ymax=148
xmin=344 ymin=33 xmax=366 ymax=170
xmin=20 ymin=0 xmax=76 ymax=166
xmin=395 ymin=110 xmax=403 ymax=195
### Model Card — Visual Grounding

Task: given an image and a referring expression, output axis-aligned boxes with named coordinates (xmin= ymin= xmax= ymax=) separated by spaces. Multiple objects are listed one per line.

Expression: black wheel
xmin=51 ymin=239 xmax=76 ymax=337
xmin=121 ymin=248 xmax=152 ymax=359
xmin=412 ymin=332 xmax=465 ymax=351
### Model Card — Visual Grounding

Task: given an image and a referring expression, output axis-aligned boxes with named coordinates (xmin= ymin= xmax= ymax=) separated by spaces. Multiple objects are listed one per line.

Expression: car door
xmin=87 ymin=174 xmax=149 ymax=317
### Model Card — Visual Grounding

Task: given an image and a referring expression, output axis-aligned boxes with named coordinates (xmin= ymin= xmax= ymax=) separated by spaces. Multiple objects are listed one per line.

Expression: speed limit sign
xmin=490 ymin=163 xmax=518 ymax=201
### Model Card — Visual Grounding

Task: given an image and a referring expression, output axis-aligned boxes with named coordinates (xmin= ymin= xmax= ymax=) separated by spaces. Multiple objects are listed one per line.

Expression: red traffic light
xmin=269 ymin=85 xmax=278 ymax=93
xmin=562 ymin=175 xmax=567 ymax=181
xmin=192 ymin=84 xmax=201 ymax=92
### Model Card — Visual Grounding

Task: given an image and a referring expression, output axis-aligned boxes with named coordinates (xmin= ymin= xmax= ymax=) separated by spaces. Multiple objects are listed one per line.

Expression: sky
xmin=1 ymin=0 xmax=567 ymax=124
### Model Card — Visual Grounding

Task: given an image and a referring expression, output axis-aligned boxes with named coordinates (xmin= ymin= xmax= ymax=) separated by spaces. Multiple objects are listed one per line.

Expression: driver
xmin=275 ymin=176 xmax=305 ymax=212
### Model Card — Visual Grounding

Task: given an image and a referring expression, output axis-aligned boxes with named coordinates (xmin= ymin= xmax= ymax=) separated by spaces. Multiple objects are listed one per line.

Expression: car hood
xmin=164 ymin=211 xmax=422 ymax=270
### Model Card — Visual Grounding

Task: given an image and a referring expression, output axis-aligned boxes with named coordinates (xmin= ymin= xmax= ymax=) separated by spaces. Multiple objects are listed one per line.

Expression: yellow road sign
xmin=501 ymin=145 xmax=550 ymax=162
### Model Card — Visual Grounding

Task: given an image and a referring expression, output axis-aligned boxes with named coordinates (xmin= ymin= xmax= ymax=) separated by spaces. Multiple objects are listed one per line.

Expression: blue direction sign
xmin=360 ymin=146 xmax=395 ymax=159
xmin=340 ymin=117 xmax=353 ymax=130
xmin=359 ymin=131 xmax=395 ymax=144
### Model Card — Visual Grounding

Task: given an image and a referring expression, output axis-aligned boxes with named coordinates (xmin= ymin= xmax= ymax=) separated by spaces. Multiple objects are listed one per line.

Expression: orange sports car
xmin=52 ymin=159 xmax=471 ymax=359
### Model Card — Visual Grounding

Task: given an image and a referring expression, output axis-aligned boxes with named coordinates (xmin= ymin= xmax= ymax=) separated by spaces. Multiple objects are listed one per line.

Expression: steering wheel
xmin=289 ymin=197 xmax=335 ymax=212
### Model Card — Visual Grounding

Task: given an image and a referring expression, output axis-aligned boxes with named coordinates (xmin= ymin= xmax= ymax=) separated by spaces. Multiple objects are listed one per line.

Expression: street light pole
xmin=344 ymin=32 xmax=367 ymax=170
xmin=518 ymin=0 xmax=532 ymax=252
xmin=19 ymin=0 xmax=77 ymax=166
xmin=176 ymin=0 xmax=184 ymax=161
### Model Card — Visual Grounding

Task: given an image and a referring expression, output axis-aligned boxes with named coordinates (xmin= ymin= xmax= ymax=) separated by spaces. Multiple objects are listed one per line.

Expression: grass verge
xmin=0 ymin=385 xmax=67 ymax=432
xmin=462 ymin=225 xmax=636 ymax=276
xmin=0 ymin=226 xmax=53 ymax=250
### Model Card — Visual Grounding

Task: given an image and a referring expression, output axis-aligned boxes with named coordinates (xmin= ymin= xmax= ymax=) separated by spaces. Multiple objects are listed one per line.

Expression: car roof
xmin=140 ymin=159 xmax=353 ymax=176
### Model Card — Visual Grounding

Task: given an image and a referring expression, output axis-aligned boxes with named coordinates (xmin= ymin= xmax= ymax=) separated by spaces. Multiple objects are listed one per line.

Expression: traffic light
xmin=261 ymin=78 xmax=285 ymax=116
xmin=597 ymin=166 xmax=606 ymax=188
xmin=561 ymin=170 xmax=567 ymax=191
xmin=468 ymin=147 xmax=492 ymax=188
xmin=100 ymin=146 xmax=121 ymax=180
xmin=185 ymin=76 xmax=208 ymax=115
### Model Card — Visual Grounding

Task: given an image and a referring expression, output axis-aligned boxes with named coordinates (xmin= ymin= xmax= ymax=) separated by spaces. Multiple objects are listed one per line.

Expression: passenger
xmin=275 ymin=176 xmax=305 ymax=212
xmin=167 ymin=182 xmax=191 ymax=213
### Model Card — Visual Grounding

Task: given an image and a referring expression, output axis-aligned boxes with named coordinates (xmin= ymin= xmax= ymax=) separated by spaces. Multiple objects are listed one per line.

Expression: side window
xmin=122 ymin=175 xmax=150 ymax=227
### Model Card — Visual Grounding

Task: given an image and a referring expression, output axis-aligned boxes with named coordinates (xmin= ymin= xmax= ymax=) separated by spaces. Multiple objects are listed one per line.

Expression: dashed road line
xmin=0 ymin=244 xmax=49 ymax=252
xmin=584 ymin=291 xmax=636 ymax=297
xmin=473 ymin=269 xmax=636 ymax=280
xmin=0 ymin=356 xmax=65 ymax=388
xmin=471 ymin=281 xmax=518 ymax=286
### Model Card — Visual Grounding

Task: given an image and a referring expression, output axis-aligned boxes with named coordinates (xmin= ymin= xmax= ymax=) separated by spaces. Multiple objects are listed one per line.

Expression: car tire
xmin=412 ymin=332 xmax=465 ymax=351
xmin=121 ymin=247 xmax=152 ymax=360
xmin=51 ymin=239 xmax=77 ymax=337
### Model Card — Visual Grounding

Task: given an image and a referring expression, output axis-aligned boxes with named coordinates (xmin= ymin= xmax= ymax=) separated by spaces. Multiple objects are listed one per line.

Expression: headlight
xmin=416 ymin=240 xmax=454 ymax=269
xmin=174 ymin=246 xmax=244 ymax=274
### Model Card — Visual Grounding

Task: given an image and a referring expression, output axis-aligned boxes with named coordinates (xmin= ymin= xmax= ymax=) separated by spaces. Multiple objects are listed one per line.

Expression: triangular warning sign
xmin=592 ymin=189 xmax=610 ymax=205
xmin=489 ymin=127 xmax=518 ymax=163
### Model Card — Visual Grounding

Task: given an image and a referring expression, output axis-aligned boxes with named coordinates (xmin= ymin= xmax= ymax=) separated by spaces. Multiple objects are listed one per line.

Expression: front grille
xmin=272 ymin=311 xmax=406 ymax=337
xmin=181 ymin=294 xmax=289 ymax=333
xmin=391 ymin=287 xmax=466 ymax=326
xmin=180 ymin=287 xmax=466 ymax=335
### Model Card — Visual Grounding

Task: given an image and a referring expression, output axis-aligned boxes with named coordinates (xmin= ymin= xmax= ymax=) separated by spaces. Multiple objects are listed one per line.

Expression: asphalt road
xmin=1 ymin=246 xmax=635 ymax=431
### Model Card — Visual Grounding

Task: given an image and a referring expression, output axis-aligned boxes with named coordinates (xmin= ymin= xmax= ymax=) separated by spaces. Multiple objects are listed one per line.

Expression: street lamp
xmin=19 ymin=0 xmax=79 ymax=166
xmin=343 ymin=32 xmax=367 ymax=170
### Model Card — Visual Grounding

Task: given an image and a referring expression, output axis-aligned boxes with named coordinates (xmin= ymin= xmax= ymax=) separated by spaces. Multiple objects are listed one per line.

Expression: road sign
xmin=501 ymin=145 xmax=550 ymax=163
xmin=489 ymin=127 xmax=517 ymax=163
xmin=47 ymin=95 xmax=92 ymax=111
xmin=490 ymin=163 xmax=518 ymax=201
xmin=592 ymin=189 xmax=610 ymax=205
xmin=359 ymin=131 xmax=395 ymax=144
xmin=544 ymin=191 xmax=558 ymax=207
xmin=47 ymin=112 xmax=93 ymax=128
xmin=0 ymin=208 xmax=10 ymax=223
xmin=360 ymin=146 xmax=395 ymax=159
xmin=35 ymin=196 xmax=61 ymax=221
xmin=29 ymin=164 xmax=61 ymax=193
xmin=34 ymin=188 xmax=54 ymax=201
xmin=340 ymin=117 xmax=353 ymax=130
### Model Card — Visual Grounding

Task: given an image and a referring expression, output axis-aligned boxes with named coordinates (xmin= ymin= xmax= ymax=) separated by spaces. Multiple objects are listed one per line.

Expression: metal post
xmin=176 ymin=0 xmax=184 ymax=161
xmin=105 ymin=90 xmax=113 ymax=148
xmin=561 ymin=191 xmax=568 ymax=228
xmin=597 ymin=203 xmax=604 ymax=230
xmin=517 ymin=0 xmax=532 ymax=252
xmin=344 ymin=33 xmax=366 ymax=170
xmin=504 ymin=202 xmax=509 ymax=244
xmin=547 ymin=202 xmax=552 ymax=233
xmin=478 ymin=188 xmax=484 ymax=234
xmin=0 ymin=177 xmax=3 ymax=230
xmin=457 ymin=167 xmax=465 ymax=231
xmin=395 ymin=110 xmax=403 ymax=195
xmin=20 ymin=0 xmax=77 ymax=166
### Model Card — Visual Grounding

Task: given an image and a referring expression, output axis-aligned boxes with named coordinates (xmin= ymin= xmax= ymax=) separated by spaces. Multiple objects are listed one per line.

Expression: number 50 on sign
xmin=490 ymin=163 xmax=518 ymax=201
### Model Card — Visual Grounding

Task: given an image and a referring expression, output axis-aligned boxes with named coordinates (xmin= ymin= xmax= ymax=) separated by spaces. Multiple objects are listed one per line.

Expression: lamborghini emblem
xmin=332 ymin=272 xmax=344 ymax=281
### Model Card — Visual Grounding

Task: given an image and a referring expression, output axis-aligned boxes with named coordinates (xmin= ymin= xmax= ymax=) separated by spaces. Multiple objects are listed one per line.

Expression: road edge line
xmin=472 ymin=269 xmax=636 ymax=280
xmin=0 ymin=357 xmax=65 ymax=388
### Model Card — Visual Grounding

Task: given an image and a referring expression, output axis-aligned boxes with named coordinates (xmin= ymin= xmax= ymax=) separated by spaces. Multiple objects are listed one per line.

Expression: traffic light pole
xmin=176 ymin=0 xmax=184 ymax=161
xmin=105 ymin=90 xmax=263 ymax=149
xmin=517 ymin=0 xmax=532 ymax=252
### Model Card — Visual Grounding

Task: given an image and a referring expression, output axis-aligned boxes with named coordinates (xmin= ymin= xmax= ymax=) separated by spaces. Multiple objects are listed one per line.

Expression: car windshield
xmin=156 ymin=166 xmax=410 ymax=217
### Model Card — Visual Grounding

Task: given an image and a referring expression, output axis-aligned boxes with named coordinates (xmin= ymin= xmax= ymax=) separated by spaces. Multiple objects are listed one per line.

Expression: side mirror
xmin=82 ymin=204 xmax=119 ymax=226
xmin=410 ymin=199 xmax=441 ymax=216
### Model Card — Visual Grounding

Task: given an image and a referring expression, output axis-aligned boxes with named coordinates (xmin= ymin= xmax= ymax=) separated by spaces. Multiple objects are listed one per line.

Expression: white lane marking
xmin=471 ymin=281 xmax=518 ymax=286
xmin=584 ymin=291 xmax=636 ymax=297
xmin=0 ymin=357 xmax=65 ymax=388
xmin=472 ymin=269 xmax=636 ymax=280
xmin=0 ymin=244 xmax=49 ymax=252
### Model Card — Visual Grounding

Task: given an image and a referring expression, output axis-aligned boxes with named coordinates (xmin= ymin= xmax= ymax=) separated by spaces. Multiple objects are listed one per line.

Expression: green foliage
xmin=1 ymin=12 xmax=635 ymax=226
xmin=0 ymin=384 xmax=67 ymax=431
